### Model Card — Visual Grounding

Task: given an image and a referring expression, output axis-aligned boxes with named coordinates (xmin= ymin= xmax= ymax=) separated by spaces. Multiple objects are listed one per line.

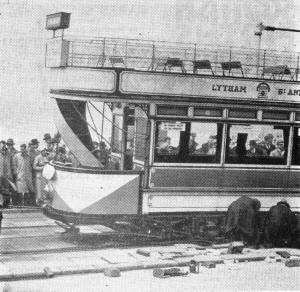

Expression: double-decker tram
xmin=43 ymin=34 xmax=300 ymax=239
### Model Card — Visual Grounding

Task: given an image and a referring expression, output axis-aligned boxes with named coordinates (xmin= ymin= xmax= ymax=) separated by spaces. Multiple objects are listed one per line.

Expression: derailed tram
xmin=43 ymin=34 xmax=300 ymax=239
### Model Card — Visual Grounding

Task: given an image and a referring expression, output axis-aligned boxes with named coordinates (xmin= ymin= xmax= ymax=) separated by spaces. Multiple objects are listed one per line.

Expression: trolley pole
xmin=255 ymin=22 xmax=300 ymax=77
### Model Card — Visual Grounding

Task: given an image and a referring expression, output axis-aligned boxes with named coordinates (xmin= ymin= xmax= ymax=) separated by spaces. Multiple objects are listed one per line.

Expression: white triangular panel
xmin=51 ymin=169 xmax=139 ymax=213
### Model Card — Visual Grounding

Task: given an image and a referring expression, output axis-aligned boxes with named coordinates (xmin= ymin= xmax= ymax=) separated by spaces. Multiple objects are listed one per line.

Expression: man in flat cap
xmin=28 ymin=139 xmax=40 ymax=166
xmin=13 ymin=144 xmax=34 ymax=205
xmin=6 ymin=139 xmax=17 ymax=158
xmin=43 ymin=133 xmax=52 ymax=150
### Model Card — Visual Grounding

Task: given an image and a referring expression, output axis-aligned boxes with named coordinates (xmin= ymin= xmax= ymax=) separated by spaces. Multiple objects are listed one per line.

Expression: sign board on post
xmin=46 ymin=12 xmax=71 ymax=31
xmin=46 ymin=38 xmax=69 ymax=67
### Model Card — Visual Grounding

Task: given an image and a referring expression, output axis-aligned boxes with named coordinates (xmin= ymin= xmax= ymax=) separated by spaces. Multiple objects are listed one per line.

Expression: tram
xmin=43 ymin=33 xmax=300 ymax=237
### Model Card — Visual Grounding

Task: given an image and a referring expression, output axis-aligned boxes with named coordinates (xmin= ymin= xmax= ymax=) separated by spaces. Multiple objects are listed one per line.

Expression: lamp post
xmin=255 ymin=22 xmax=300 ymax=77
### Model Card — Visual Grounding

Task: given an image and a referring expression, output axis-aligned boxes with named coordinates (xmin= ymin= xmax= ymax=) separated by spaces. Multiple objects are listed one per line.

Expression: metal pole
xmin=100 ymin=103 xmax=105 ymax=142
xmin=256 ymin=32 xmax=262 ymax=77
xmin=102 ymin=38 xmax=106 ymax=67
xmin=125 ymin=40 xmax=128 ymax=68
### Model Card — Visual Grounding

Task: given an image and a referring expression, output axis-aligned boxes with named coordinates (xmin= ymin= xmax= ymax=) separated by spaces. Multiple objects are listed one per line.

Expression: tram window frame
xmin=194 ymin=108 xmax=223 ymax=117
xmin=262 ymin=111 xmax=290 ymax=121
xmin=292 ymin=127 xmax=300 ymax=165
xmin=154 ymin=120 xmax=223 ymax=164
xmin=228 ymin=109 xmax=257 ymax=119
xmin=157 ymin=105 xmax=188 ymax=116
xmin=225 ymin=123 xmax=290 ymax=165
xmin=295 ymin=112 xmax=300 ymax=121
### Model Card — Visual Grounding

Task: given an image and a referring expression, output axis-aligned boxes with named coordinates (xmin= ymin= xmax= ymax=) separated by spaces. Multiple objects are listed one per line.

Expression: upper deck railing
xmin=52 ymin=35 xmax=300 ymax=81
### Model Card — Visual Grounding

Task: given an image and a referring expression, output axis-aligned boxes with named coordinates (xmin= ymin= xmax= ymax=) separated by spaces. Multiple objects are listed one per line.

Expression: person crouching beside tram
xmin=13 ymin=144 xmax=35 ymax=206
xmin=225 ymin=196 xmax=261 ymax=247
xmin=263 ymin=200 xmax=298 ymax=248
xmin=33 ymin=149 xmax=49 ymax=206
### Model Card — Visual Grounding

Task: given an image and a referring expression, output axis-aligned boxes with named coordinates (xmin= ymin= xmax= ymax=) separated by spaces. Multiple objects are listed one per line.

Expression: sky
xmin=0 ymin=0 xmax=300 ymax=146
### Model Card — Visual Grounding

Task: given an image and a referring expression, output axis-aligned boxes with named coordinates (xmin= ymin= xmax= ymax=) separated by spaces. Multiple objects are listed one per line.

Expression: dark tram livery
xmin=43 ymin=34 xmax=300 ymax=237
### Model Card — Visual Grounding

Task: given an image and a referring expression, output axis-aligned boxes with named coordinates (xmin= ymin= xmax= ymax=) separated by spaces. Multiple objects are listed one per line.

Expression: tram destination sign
xmin=120 ymin=71 xmax=300 ymax=103
xmin=46 ymin=12 xmax=70 ymax=30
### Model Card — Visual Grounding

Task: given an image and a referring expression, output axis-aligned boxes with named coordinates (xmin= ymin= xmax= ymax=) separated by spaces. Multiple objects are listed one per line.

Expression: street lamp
xmin=255 ymin=22 xmax=300 ymax=76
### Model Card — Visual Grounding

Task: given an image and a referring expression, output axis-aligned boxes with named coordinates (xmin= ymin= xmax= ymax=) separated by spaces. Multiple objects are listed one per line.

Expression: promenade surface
xmin=0 ymin=209 xmax=299 ymax=291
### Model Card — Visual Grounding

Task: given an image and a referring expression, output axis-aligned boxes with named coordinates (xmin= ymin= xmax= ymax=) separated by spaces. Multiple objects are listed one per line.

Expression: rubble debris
xmin=227 ymin=242 xmax=244 ymax=254
xmin=153 ymin=268 xmax=188 ymax=278
xmin=285 ymin=259 xmax=300 ymax=267
xmin=104 ymin=268 xmax=121 ymax=277
xmin=189 ymin=260 xmax=199 ymax=273
xmin=276 ymin=251 xmax=291 ymax=259
xmin=43 ymin=267 xmax=54 ymax=278
xmin=202 ymin=262 xmax=216 ymax=268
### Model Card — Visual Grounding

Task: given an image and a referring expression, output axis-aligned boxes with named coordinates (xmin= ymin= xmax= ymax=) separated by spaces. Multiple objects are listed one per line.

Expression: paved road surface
xmin=0 ymin=208 xmax=299 ymax=291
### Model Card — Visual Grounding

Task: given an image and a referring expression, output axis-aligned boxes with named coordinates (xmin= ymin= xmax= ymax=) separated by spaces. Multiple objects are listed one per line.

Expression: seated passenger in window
xmin=270 ymin=140 xmax=285 ymax=157
xmin=157 ymin=137 xmax=174 ymax=154
xmin=189 ymin=133 xmax=199 ymax=154
xmin=259 ymin=134 xmax=275 ymax=155
xmin=247 ymin=140 xmax=266 ymax=157
xmin=200 ymin=135 xmax=217 ymax=155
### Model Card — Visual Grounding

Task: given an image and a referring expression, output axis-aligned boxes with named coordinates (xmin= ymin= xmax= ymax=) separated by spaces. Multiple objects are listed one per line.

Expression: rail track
xmin=0 ymin=207 xmax=226 ymax=256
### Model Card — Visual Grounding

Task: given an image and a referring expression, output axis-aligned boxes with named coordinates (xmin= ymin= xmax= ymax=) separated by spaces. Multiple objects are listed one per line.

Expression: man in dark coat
xmin=226 ymin=196 xmax=261 ymax=246
xmin=263 ymin=201 xmax=298 ymax=247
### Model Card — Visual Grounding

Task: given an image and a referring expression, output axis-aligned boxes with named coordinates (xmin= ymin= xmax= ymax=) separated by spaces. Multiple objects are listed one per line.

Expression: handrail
xmin=47 ymin=35 xmax=300 ymax=80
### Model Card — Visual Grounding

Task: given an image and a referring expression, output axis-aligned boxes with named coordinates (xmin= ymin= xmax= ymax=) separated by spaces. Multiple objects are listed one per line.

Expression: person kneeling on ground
xmin=263 ymin=200 xmax=298 ymax=248
xmin=225 ymin=196 xmax=261 ymax=246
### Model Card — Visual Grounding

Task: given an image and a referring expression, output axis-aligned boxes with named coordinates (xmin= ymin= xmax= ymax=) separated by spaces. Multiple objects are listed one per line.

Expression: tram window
xmin=295 ymin=113 xmax=300 ymax=121
xmin=226 ymin=124 xmax=289 ymax=165
xmin=154 ymin=121 xmax=222 ymax=163
xmin=157 ymin=105 xmax=188 ymax=116
xmin=194 ymin=108 xmax=223 ymax=117
xmin=229 ymin=109 xmax=257 ymax=119
xmin=111 ymin=114 xmax=123 ymax=153
xmin=263 ymin=111 xmax=290 ymax=120
xmin=292 ymin=127 xmax=300 ymax=165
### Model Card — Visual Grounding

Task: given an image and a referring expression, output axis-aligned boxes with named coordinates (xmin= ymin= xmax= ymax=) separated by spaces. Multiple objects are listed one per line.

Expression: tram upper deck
xmin=46 ymin=35 xmax=300 ymax=81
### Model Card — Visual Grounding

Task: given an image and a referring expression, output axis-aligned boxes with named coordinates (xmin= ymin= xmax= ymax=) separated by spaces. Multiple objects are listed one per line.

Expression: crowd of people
xmin=231 ymin=133 xmax=286 ymax=158
xmin=0 ymin=132 xmax=73 ymax=207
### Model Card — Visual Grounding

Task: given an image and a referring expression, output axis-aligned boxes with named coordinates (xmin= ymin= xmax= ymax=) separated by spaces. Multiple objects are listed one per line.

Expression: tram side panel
xmin=142 ymin=166 xmax=300 ymax=213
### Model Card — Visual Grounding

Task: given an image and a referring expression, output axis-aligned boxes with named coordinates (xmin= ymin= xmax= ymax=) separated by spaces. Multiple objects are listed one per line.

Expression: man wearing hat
xmin=13 ymin=144 xmax=34 ymax=206
xmin=33 ymin=148 xmax=49 ymax=205
xmin=43 ymin=134 xmax=56 ymax=160
xmin=28 ymin=139 xmax=40 ymax=166
xmin=6 ymin=139 xmax=17 ymax=158
xmin=0 ymin=140 xmax=13 ymax=208
xmin=43 ymin=133 xmax=52 ymax=150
